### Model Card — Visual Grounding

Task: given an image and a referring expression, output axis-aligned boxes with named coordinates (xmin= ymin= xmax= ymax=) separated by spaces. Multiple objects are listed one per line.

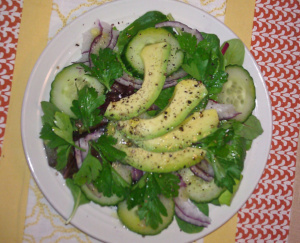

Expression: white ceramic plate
xmin=21 ymin=0 xmax=272 ymax=242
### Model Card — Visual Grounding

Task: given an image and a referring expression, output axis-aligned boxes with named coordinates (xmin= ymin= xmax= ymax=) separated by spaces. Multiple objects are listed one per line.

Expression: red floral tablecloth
xmin=0 ymin=0 xmax=23 ymax=155
xmin=236 ymin=1 xmax=300 ymax=240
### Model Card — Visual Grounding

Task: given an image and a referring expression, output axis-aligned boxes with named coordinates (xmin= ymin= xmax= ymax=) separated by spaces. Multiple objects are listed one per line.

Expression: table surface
xmin=0 ymin=0 xmax=299 ymax=242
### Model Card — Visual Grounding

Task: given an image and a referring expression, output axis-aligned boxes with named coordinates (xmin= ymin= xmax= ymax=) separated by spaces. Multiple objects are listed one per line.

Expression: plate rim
xmin=21 ymin=0 xmax=273 ymax=242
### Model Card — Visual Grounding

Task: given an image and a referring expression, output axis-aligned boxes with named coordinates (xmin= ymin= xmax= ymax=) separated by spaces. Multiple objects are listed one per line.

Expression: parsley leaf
xmin=92 ymin=135 xmax=126 ymax=162
xmin=93 ymin=157 xmax=129 ymax=198
xmin=127 ymin=173 xmax=180 ymax=229
xmin=40 ymin=102 xmax=69 ymax=148
xmin=56 ymin=144 xmax=72 ymax=170
xmin=80 ymin=48 xmax=123 ymax=91
xmin=40 ymin=123 xmax=69 ymax=148
xmin=52 ymin=112 xmax=75 ymax=146
xmin=71 ymin=86 xmax=105 ymax=133
xmin=73 ymin=150 xmax=102 ymax=186
xmin=177 ymin=32 xmax=228 ymax=99
xmin=89 ymin=136 xmax=129 ymax=198
xmin=41 ymin=101 xmax=60 ymax=127
xmin=197 ymin=116 xmax=263 ymax=192
xmin=40 ymin=102 xmax=77 ymax=171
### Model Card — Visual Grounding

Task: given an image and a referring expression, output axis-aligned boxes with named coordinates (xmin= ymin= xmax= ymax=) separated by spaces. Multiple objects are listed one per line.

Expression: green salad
xmin=40 ymin=11 xmax=263 ymax=236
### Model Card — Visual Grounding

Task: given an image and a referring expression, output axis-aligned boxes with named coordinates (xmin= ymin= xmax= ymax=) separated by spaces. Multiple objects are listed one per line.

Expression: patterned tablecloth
xmin=0 ymin=0 xmax=299 ymax=242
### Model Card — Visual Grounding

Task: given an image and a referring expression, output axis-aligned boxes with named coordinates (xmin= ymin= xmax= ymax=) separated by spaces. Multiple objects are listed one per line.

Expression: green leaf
xmin=177 ymin=32 xmax=197 ymax=54
xmin=221 ymin=39 xmax=245 ymax=66
xmin=73 ymin=150 xmax=102 ymax=186
xmin=41 ymin=101 xmax=60 ymax=126
xmin=154 ymin=173 xmax=180 ymax=198
xmin=65 ymin=178 xmax=90 ymax=224
xmin=52 ymin=112 xmax=75 ymax=146
xmin=40 ymin=123 xmax=69 ymax=148
xmin=218 ymin=176 xmax=242 ymax=206
xmin=154 ymin=86 xmax=175 ymax=110
xmin=40 ymin=102 xmax=70 ymax=148
xmin=235 ymin=115 xmax=264 ymax=140
xmin=127 ymin=173 xmax=179 ymax=229
xmin=177 ymin=32 xmax=228 ymax=99
xmin=93 ymin=158 xmax=129 ymax=198
xmin=93 ymin=135 xmax=126 ymax=162
xmin=55 ymin=144 xmax=72 ymax=170
xmin=71 ymin=86 xmax=105 ymax=133
xmin=197 ymin=122 xmax=248 ymax=192
xmin=80 ymin=48 xmax=123 ymax=91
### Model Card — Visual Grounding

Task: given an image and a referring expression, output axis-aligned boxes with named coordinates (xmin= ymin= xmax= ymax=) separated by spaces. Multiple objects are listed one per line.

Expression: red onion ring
xmin=115 ymin=69 xmax=187 ymax=89
xmin=174 ymin=188 xmax=211 ymax=227
xmin=190 ymin=160 xmax=214 ymax=182
xmin=74 ymin=129 xmax=104 ymax=168
xmin=155 ymin=21 xmax=203 ymax=42
xmin=221 ymin=42 xmax=230 ymax=55
xmin=131 ymin=168 xmax=144 ymax=182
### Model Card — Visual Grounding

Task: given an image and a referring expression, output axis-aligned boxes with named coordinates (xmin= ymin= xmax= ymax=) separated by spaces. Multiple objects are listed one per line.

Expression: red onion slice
xmin=221 ymin=42 xmax=230 ymax=55
xmin=78 ymin=20 xmax=103 ymax=63
xmin=74 ymin=129 xmax=104 ymax=168
xmin=88 ymin=21 xmax=113 ymax=66
xmin=115 ymin=69 xmax=187 ymax=89
xmin=174 ymin=188 xmax=211 ymax=227
xmin=205 ymin=100 xmax=240 ymax=120
xmin=131 ymin=168 xmax=144 ymax=182
xmin=74 ymin=140 xmax=83 ymax=168
xmin=155 ymin=21 xmax=203 ymax=42
xmin=107 ymin=28 xmax=120 ymax=50
xmin=190 ymin=160 xmax=214 ymax=182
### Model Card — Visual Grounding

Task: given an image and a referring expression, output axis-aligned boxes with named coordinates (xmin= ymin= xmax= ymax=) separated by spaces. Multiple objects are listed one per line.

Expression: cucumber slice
xmin=81 ymin=184 xmax=123 ymax=206
xmin=117 ymin=196 xmax=174 ymax=235
xmin=50 ymin=64 xmax=105 ymax=118
xmin=179 ymin=168 xmax=224 ymax=203
xmin=81 ymin=162 xmax=132 ymax=206
xmin=217 ymin=65 xmax=256 ymax=122
xmin=112 ymin=162 xmax=132 ymax=184
xmin=123 ymin=27 xmax=183 ymax=77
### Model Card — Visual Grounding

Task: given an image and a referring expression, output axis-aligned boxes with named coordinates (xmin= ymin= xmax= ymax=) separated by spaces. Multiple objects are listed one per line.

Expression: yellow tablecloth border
xmin=0 ymin=0 xmax=52 ymax=242
xmin=0 ymin=0 xmax=256 ymax=242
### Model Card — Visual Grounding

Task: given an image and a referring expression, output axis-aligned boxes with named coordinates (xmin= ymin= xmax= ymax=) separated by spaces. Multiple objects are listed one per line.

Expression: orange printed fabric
xmin=236 ymin=0 xmax=300 ymax=241
xmin=0 ymin=0 xmax=23 ymax=156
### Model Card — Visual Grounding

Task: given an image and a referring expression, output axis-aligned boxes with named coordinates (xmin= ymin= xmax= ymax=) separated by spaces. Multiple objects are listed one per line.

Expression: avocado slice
xmin=136 ymin=109 xmax=219 ymax=152
xmin=116 ymin=80 xmax=208 ymax=140
xmin=118 ymin=145 xmax=206 ymax=173
xmin=104 ymin=42 xmax=171 ymax=120
xmin=110 ymin=124 xmax=206 ymax=173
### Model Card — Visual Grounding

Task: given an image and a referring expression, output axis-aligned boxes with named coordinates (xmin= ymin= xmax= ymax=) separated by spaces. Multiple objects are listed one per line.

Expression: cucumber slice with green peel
xmin=112 ymin=162 xmax=132 ymax=184
xmin=179 ymin=168 xmax=224 ymax=203
xmin=217 ymin=65 xmax=256 ymax=122
xmin=117 ymin=196 xmax=174 ymax=235
xmin=81 ymin=184 xmax=123 ymax=206
xmin=81 ymin=162 xmax=131 ymax=206
xmin=50 ymin=64 xmax=105 ymax=118
xmin=123 ymin=27 xmax=183 ymax=77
